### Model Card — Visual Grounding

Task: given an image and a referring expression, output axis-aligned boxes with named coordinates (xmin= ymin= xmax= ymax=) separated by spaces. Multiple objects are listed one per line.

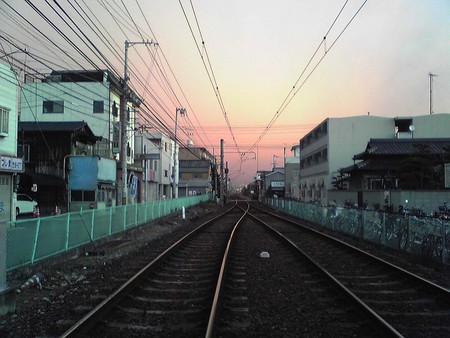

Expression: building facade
xmin=178 ymin=146 xmax=214 ymax=197
xmin=0 ymin=62 xmax=22 ymax=222
xmin=299 ymin=114 xmax=450 ymax=206
xmin=20 ymin=70 xmax=140 ymax=208
xmin=135 ymin=130 xmax=176 ymax=200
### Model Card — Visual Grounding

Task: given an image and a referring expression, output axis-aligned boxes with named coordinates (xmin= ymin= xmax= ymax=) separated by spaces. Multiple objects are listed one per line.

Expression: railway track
xmin=60 ymin=203 xmax=246 ymax=337
xmin=248 ymin=202 xmax=450 ymax=337
xmin=58 ymin=200 xmax=450 ymax=337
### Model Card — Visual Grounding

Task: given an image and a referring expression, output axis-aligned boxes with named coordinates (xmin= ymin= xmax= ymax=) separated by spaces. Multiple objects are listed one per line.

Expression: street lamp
xmin=173 ymin=107 xmax=186 ymax=199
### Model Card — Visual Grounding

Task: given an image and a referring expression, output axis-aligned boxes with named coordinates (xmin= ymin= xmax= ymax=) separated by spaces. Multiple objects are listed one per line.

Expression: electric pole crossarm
xmin=121 ymin=40 xmax=158 ymax=205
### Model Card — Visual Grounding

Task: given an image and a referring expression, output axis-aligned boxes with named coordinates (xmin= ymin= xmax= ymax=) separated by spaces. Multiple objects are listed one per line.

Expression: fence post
xmin=109 ymin=207 xmax=113 ymax=235
xmin=361 ymin=210 xmax=365 ymax=239
xmin=406 ymin=216 xmax=411 ymax=253
xmin=91 ymin=209 xmax=95 ymax=241
xmin=123 ymin=205 xmax=127 ymax=231
xmin=0 ymin=221 xmax=15 ymax=315
xmin=0 ymin=222 xmax=6 ymax=291
xmin=65 ymin=213 xmax=71 ymax=251
xmin=144 ymin=201 xmax=148 ymax=223
xmin=31 ymin=218 xmax=41 ymax=264
xmin=442 ymin=218 xmax=447 ymax=265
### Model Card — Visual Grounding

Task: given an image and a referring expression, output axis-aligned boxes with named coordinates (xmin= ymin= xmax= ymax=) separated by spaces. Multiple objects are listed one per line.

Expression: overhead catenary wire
xmin=242 ymin=0 xmax=368 ymax=162
xmin=178 ymin=0 xmax=241 ymax=159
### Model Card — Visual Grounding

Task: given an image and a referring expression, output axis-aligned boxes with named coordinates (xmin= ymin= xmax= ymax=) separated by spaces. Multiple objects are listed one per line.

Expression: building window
xmin=112 ymin=101 xmax=118 ymax=117
xmin=164 ymin=170 xmax=168 ymax=177
xmin=93 ymin=100 xmax=104 ymax=114
xmin=71 ymin=190 xmax=95 ymax=202
xmin=43 ymin=100 xmax=64 ymax=114
xmin=17 ymin=144 xmax=31 ymax=162
xmin=0 ymin=107 xmax=9 ymax=135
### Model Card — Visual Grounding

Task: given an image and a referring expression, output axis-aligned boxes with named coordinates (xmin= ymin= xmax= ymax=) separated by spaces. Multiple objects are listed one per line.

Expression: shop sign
xmin=0 ymin=155 xmax=23 ymax=172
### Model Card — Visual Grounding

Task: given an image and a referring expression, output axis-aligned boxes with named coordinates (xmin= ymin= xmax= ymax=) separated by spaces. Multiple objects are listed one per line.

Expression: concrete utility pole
xmin=173 ymin=107 xmax=186 ymax=199
xmin=429 ymin=73 xmax=438 ymax=115
xmin=121 ymin=40 xmax=158 ymax=205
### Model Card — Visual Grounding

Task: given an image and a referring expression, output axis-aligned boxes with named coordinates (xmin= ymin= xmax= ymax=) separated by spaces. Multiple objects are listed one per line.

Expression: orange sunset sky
xmin=1 ymin=1 xmax=449 ymax=186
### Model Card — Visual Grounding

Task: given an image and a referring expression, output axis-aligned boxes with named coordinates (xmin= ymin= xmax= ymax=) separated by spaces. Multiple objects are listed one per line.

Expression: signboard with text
xmin=0 ymin=156 xmax=23 ymax=173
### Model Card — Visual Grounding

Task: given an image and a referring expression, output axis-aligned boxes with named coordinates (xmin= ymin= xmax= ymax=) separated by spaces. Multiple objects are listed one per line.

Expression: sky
xmin=1 ymin=1 xmax=450 ymax=187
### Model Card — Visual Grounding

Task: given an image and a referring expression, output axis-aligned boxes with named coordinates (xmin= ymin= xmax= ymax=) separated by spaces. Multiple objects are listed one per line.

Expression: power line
xmin=243 ymin=0 xmax=368 ymax=161
xmin=178 ymin=0 xmax=241 ymax=159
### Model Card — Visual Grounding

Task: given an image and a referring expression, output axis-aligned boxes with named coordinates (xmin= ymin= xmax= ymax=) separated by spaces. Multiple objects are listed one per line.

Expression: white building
xmin=285 ymin=148 xmax=300 ymax=199
xmin=135 ymin=130 xmax=177 ymax=201
xmin=20 ymin=70 xmax=141 ymax=206
xmin=20 ymin=70 xmax=138 ymax=162
xmin=0 ymin=62 xmax=22 ymax=222
xmin=299 ymin=114 xmax=450 ymax=205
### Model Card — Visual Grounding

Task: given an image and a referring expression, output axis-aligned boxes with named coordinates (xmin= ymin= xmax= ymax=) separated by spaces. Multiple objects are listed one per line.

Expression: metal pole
xmin=220 ymin=139 xmax=224 ymax=206
xmin=121 ymin=41 xmax=129 ymax=205
xmin=225 ymin=161 xmax=228 ymax=203
xmin=173 ymin=109 xmax=178 ymax=199
xmin=429 ymin=73 xmax=437 ymax=115
xmin=173 ymin=108 xmax=185 ymax=199
xmin=121 ymin=40 xmax=158 ymax=205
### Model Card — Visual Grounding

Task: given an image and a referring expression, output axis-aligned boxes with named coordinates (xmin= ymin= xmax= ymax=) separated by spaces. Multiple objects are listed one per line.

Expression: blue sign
xmin=69 ymin=156 xmax=98 ymax=190
xmin=129 ymin=175 xmax=138 ymax=197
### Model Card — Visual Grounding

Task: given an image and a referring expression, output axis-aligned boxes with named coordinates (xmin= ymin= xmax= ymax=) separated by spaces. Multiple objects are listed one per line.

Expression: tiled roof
xmin=354 ymin=138 xmax=450 ymax=159
xmin=19 ymin=121 xmax=93 ymax=133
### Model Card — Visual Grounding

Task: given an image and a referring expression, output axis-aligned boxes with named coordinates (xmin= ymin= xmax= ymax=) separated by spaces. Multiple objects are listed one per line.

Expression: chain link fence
xmin=265 ymin=198 xmax=450 ymax=265
xmin=6 ymin=194 xmax=210 ymax=271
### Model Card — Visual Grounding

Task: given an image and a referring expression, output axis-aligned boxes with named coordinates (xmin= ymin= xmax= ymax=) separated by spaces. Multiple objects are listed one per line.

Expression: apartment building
xmin=178 ymin=146 xmax=214 ymax=197
xmin=299 ymin=114 xmax=450 ymax=205
xmin=135 ymin=130 xmax=176 ymax=201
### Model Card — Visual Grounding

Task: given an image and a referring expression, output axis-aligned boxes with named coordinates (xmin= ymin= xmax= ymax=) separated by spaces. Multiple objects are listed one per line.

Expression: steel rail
xmin=60 ymin=203 xmax=238 ymax=337
xmin=205 ymin=202 xmax=249 ymax=338
xmin=251 ymin=202 xmax=450 ymax=299
xmin=243 ymin=205 xmax=404 ymax=338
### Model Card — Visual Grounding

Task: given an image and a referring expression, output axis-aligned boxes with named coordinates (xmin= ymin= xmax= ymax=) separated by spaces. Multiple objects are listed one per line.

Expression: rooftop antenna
xmin=429 ymin=73 xmax=438 ymax=115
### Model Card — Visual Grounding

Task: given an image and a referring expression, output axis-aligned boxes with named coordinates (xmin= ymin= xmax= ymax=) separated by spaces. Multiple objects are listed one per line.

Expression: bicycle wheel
xmin=398 ymin=230 xmax=409 ymax=251
xmin=421 ymin=235 xmax=433 ymax=257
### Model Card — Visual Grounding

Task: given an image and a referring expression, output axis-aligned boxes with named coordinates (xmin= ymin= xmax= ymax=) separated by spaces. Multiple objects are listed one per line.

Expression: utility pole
xmin=173 ymin=108 xmax=186 ymax=199
xmin=121 ymin=40 xmax=158 ymax=205
xmin=220 ymin=139 xmax=224 ymax=206
xmin=225 ymin=161 xmax=229 ymax=204
xmin=429 ymin=72 xmax=438 ymax=115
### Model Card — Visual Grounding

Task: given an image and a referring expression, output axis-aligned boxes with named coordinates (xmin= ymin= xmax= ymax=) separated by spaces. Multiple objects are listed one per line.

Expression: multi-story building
xmin=299 ymin=114 xmax=450 ymax=206
xmin=19 ymin=70 xmax=140 ymax=208
xmin=135 ymin=130 xmax=176 ymax=200
xmin=0 ymin=62 xmax=22 ymax=222
xmin=178 ymin=146 xmax=214 ymax=197
xmin=285 ymin=145 xmax=300 ymax=199
xmin=20 ymin=70 xmax=138 ymax=160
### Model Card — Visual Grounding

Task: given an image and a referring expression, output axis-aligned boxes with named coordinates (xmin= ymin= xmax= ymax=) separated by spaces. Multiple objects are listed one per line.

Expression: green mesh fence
xmin=6 ymin=194 xmax=211 ymax=271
